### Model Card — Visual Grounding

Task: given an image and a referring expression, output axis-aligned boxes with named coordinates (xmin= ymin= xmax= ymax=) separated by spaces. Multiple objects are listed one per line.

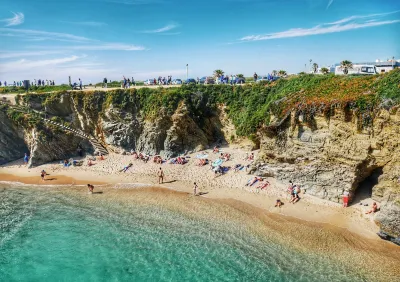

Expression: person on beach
xmin=213 ymin=146 xmax=219 ymax=153
xmin=342 ymin=189 xmax=350 ymax=207
xmin=121 ymin=163 xmax=133 ymax=173
xmin=290 ymin=188 xmax=300 ymax=204
xmin=79 ymin=78 xmax=82 ymax=90
xmin=23 ymin=153 xmax=29 ymax=165
xmin=275 ymin=199 xmax=282 ymax=207
xmin=41 ymin=171 xmax=46 ymax=181
xmin=87 ymin=184 xmax=94 ymax=194
xmin=246 ymin=177 xmax=261 ymax=186
xmin=256 ymin=180 xmax=270 ymax=191
xmin=193 ymin=182 xmax=198 ymax=196
xmin=158 ymin=168 xmax=164 ymax=184
xmin=365 ymin=202 xmax=378 ymax=214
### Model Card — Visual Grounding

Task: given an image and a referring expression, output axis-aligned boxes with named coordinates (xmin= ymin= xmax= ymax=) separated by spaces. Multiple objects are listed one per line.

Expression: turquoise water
xmin=0 ymin=184 xmax=367 ymax=282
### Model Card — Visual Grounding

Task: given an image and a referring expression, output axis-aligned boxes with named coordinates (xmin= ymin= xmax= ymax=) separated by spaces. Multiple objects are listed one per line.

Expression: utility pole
xmin=186 ymin=64 xmax=188 ymax=80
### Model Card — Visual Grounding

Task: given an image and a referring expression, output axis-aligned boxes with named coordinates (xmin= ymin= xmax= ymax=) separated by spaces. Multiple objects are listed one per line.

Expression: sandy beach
xmin=0 ymin=145 xmax=388 ymax=240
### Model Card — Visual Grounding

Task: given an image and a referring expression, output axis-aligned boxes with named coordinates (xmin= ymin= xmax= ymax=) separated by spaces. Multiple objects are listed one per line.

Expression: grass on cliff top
xmin=18 ymin=69 xmax=400 ymax=136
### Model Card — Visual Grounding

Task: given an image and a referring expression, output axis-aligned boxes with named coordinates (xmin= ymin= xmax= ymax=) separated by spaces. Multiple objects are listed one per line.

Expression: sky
xmin=0 ymin=0 xmax=399 ymax=84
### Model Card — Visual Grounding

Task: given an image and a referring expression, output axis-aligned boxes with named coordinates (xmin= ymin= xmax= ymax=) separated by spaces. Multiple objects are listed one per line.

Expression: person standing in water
xmin=193 ymin=182 xmax=198 ymax=196
xmin=158 ymin=168 xmax=164 ymax=184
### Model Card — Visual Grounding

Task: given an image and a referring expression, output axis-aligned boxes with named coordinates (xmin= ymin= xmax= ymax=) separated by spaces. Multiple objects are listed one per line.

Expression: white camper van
xmin=335 ymin=64 xmax=377 ymax=75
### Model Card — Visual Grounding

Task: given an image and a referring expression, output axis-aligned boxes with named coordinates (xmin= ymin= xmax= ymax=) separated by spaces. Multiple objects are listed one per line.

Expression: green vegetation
xmin=13 ymin=69 xmax=400 ymax=137
xmin=0 ymin=84 xmax=72 ymax=94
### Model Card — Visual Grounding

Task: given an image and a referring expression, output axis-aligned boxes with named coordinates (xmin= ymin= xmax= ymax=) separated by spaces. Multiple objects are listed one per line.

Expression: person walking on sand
xmin=41 ymin=170 xmax=46 ymax=181
xmin=193 ymin=182 xmax=198 ymax=196
xmin=158 ymin=167 xmax=164 ymax=184
xmin=87 ymin=184 xmax=94 ymax=194
xmin=79 ymin=78 xmax=82 ymax=90
xmin=23 ymin=153 xmax=29 ymax=166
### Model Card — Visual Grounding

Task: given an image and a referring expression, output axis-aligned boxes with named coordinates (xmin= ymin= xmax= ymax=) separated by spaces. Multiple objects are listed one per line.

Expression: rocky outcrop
xmin=255 ymin=107 xmax=400 ymax=236
xmin=0 ymin=110 xmax=28 ymax=164
xmin=1 ymin=91 xmax=229 ymax=165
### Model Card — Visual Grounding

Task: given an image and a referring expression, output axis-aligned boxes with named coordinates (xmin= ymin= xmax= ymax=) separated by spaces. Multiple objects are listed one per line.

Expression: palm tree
xmin=278 ymin=70 xmax=287 ymax=77
xmin=236 ymin=74 xmax=244 ymax=78
xmin=272 ymin=70 xmax=278 ymax=77
xmin=213 ymin=69 xmax=224 ymax=78
xmin=321 ymin=67 xmax=329 ymax=74
xmin=340 ymin=60 xmax=353 ymax=75
xmin=312 ymin=63 xmax=319 ymax=73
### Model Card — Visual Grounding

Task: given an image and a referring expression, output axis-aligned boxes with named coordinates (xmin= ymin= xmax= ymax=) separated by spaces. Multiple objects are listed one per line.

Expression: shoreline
xmin=0 ymin=164 xmax=387 ymax=242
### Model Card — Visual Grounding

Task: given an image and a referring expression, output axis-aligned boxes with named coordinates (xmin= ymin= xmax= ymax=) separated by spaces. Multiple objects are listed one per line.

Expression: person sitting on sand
xmin=214 ymin=165 xmax=223 ymax=177
xmin=87 ymin=184 xmax=94 ymax=194
xmin=256 ymin=180 xmax=270 ymax=190
xmin=132 ymin=152 xmax=138 ymax=159
xmin=220 ymin=153 xmax=231 ymax=161
xmin=290 ymin=190 xmax=300 ymax=204
xmin=247 ymin=152 xmax=254 ymax=161
xmin=365 ymin=202 xmax=378 ymax=214
xmin=197 ymin=158 xmax=206 ymax=166
xmin=99 ymin=154 xmax=104 ymax=161
xmin=213 ymin=146 xmax=219 ymax=153
xmin=275 ymin=199 xmax=282 ymax=207
xmin=121 ymin=163 xmax=133 ymax=173
xmin=87 ymin=159 xmax=94 ymax=166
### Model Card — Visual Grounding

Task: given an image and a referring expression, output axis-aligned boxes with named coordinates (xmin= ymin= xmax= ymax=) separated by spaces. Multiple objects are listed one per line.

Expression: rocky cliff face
xmin=255 ymin=107 xmax=400 ymax=237
xmin=4 ymin=91 xmax=226 ymax=165
xmin=0 ymin=110 xmax=28 ymax=164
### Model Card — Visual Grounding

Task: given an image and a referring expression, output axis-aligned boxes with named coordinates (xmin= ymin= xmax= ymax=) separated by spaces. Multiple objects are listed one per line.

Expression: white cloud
xmin=143 ymin=24 xmax=178 ymax=33
xmin=67 ymin=43 xmax=146 ymax=51
xmin=0 ymin=51 xmax=63 ymax=59
xmin=0 ymin=55 xmax=82 ymax=73
xmin=0 ymin=28 xmax=91 ymax=42
xmin=240 ymin=11 xmax=400 ymax=41
xmin=0 ymin=12 xmax=24 ymax=27
xmin=61 ymin=21 xmax=107 ymax=27
xmin=326 ymin=0 xmax=334 ymax=9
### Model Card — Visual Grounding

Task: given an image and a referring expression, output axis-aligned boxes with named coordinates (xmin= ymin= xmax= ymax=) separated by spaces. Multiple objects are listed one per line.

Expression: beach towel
xmin=196 ymin=154 xmax=208 ymax=159
xmin=212 ymin=159 xmax=223 ymax=167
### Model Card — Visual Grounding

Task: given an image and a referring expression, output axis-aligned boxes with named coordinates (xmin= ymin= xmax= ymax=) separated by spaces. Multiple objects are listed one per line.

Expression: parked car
xmin=144 ymin=79 xmax=155 ymax=85
xmin=256 ymin=77 xmax=269 ymax=83
xmin=199 ymin=76 xmax=215 ymax=85
xmin=172 ymin=79 xmax=182 ymax=85
xmin=184 ymin=78 xmax=197 ymax=84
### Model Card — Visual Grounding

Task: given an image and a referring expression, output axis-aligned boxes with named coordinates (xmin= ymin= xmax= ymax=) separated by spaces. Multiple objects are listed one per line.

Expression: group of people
xmin=0 ymin=79 xmax=55 ymax=87
xmin=122 ymin=76 xmax=136 ymax=88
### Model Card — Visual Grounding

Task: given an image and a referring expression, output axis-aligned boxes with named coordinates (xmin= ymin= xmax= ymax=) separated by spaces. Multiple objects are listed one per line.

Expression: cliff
xmin=0 ymin=70 xmax=399 ymax=237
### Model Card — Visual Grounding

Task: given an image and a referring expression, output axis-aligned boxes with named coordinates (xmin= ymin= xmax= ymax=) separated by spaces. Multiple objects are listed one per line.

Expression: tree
xmin=340 ymin=60 xmax=353 ymax=75
xmin=236 ymin=74 xmax=244 ymax=78
xmin=321 ymin=67 xmax=329 ymax=74
xmin=213 ymin=69 xmax=224 ymax=78
xmin=312 ymin=63 xmax=319 ymax=73
xmin=278 ymin=70 xmax=287 ymax=77
xmin=272 ymin=70 xmax=278 ymax=76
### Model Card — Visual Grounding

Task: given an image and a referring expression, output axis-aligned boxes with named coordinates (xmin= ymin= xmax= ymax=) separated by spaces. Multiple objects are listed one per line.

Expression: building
xmin=331 ymin=60 xmax=399 ymax=75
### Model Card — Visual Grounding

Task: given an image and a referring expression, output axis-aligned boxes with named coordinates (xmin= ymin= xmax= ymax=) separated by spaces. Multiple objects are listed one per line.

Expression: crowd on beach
xmin=20 ymin=144 xmax=383 ymax=214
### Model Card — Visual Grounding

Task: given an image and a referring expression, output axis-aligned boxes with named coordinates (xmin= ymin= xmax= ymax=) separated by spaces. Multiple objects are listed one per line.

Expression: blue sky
xmin=0 ymin=0 xmax=399 ymax=83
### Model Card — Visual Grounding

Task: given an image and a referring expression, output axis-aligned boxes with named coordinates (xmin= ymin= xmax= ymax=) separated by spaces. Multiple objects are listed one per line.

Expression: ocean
xmin=0 ymin=184 xmax=391 ymax=281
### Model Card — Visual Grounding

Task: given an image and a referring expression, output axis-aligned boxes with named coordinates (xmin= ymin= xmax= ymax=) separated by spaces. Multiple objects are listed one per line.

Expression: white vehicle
xmin=335 ymin=64 xmax=377 ymax=75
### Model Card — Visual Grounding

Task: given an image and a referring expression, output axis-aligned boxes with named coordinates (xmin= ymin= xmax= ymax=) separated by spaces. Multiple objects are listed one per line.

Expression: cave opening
xmin=352 ymin=167 xmax=383 ymax=205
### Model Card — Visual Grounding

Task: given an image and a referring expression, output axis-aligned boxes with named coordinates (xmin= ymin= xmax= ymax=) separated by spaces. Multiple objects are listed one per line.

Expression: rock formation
xmin=255 ymin=107 xmax=400 ymax=237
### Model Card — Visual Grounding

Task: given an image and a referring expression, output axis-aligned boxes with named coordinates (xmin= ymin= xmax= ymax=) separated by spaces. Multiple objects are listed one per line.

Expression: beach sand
xmin=0 ymin=146 xmax=389 ymax=240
